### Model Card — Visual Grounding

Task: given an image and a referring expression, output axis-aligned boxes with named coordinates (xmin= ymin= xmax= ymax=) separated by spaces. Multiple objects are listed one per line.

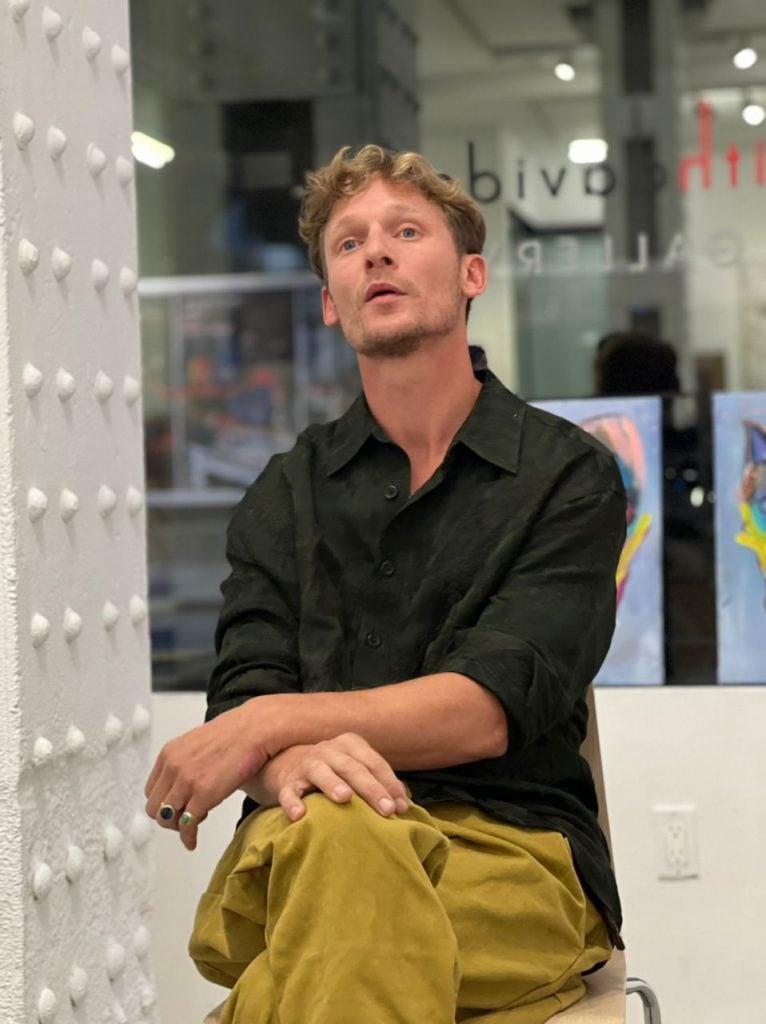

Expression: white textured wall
xmin=0 ymin=3 xmax=155 ymax=1022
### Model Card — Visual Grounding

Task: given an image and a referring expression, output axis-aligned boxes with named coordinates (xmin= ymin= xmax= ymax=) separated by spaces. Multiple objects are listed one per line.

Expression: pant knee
xmin=278 ymin=794 xmax=449 ymax=884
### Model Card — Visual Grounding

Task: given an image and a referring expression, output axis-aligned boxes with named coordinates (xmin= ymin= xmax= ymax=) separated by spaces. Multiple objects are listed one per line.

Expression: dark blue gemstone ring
xmin=159 ymin=803 xmax=176 ymax=823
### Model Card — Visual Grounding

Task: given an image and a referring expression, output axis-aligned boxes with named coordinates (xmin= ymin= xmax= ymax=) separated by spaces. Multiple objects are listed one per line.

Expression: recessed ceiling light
xmin=131 ymin=131 xmax=175 ymax=169
xmin=554 ymin=61 xmax=576 ymax=82
xmin=568 ymin=138 xmax=608 ymax=164
xmin=733 ymin=46 xmax=758 ymax=70
xmin=742 ymin=102 xmax=766 ymax=126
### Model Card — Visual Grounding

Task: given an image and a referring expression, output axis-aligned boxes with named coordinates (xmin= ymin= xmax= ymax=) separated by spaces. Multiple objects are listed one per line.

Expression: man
xmin=145 ymin=145 xmax=626 ymax=1024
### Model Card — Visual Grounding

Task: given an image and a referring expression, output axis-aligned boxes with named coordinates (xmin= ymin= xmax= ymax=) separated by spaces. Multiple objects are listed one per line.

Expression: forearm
xmin=262 ymin=673 xmax=508 ymax=771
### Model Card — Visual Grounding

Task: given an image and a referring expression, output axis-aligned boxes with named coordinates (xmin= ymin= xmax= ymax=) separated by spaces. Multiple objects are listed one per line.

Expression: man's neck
xmin=358 ymin=341 xmax=482 ymax=464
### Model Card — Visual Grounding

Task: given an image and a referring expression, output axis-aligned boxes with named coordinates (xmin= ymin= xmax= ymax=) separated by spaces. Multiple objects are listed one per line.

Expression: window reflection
xmin=131 ymin=0 xmax=766 ymax=687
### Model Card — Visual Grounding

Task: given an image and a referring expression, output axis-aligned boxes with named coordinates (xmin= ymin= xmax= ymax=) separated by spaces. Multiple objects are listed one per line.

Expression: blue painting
xmin=713 ymin=393 xmax=766 ymax=684
xmin=532 ymin=397 xmax=664 ymax=685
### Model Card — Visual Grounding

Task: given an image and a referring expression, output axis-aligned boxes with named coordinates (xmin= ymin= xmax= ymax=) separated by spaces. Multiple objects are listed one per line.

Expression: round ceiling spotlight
xmin=554 ymin=60 xmax=576 ymax=82
xmin=733 ymin=46 xmax=758 ymax=70
xmin=742 ymin=102 xmax=766 ymax=126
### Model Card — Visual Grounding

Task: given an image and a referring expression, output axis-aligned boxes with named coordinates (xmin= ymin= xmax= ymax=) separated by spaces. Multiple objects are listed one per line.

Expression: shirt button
xmin=384 ymin=484 xmax=399 ymax=500
xmin=365 ymin=631 xmax=382 ymax=648
xmin=380 ymin=560 xmax=395 ymax=577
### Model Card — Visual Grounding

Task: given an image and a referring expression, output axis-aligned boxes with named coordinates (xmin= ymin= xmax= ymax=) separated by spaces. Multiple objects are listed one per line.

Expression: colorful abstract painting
xmin=713 ymin=392 xmax=766 ymax=683
xmin=532 ymin=396 xmax=664 ymax=685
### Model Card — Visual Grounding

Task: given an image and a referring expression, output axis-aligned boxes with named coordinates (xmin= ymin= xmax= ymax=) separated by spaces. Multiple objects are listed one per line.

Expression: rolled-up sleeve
xmin=439 ymin=472 xmax=626 ymax=753
xmin=206 ymin=455 xmax=301 ymax=721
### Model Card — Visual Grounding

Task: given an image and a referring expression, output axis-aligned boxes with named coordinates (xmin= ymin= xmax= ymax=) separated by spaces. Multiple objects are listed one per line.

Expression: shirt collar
xmin=325 ymin=368 xmax=524 ymax=477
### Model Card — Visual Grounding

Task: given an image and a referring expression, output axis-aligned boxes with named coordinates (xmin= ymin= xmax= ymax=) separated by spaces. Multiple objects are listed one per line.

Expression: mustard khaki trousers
xmin=190 ymin=796 xmax=612 ymax=1024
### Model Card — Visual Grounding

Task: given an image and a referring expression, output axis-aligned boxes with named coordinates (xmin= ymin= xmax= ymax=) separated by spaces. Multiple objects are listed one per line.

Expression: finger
xmin=152 ymin=781 xmax=193 ymax=832
xmin=178 ymin=807 xmax=207 ymax=851
xmin=278 ymin=778 xmax=321 ymax=822
xmin=145 ymin=765 xmax=176 ymax=823
xmin=289 ymin=763 xmax=356 ymax=813
xmin=315 ymin=752 xmax=402 ymax=817
xmin=332 ymin=737 xmax=410 ymax=811
xmin=144 ymin=754 xmax=163 ymax=800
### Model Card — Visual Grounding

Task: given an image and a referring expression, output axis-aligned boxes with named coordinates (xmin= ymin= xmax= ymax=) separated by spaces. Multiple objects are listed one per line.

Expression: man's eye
xmin=341 ymin=239 xmax=357 ymax=252
xmin=401 ymin=227 xmax=417 ymax=238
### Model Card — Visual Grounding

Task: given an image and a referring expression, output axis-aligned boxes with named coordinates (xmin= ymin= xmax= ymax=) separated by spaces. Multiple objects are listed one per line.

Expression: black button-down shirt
xmin=208 ymin=368 xmax=627 ymax=944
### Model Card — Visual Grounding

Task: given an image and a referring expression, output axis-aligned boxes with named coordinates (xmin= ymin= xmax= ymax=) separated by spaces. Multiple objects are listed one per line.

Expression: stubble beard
xmin=348 ymin=291 xmax=464 ymax=361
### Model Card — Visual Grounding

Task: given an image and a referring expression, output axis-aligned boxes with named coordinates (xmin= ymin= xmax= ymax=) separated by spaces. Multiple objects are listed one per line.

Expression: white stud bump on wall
xmin=31 ymin=862 xmax=54 ymax=900
xmin=104 ymin=713 xmax=124 ymax=748
xmin=115 ymin=155 xmax=134 ymax=186
xmin=46 ymin=126 xmax=67 ymax=159
xmin=86 ymin=143 xmax=107 ymax=178
xmin=56 ymin=367 xmax=76 ymax=400
xmin=51 ymin=246 xmax=72 ymax=280
xmin=65 ymin=844 xmax=85 ymax=884
xmin=106 ymin=941 xmax=127 ymax=982
xmin=81 ymin=26 xmax=102 ymax=60
xmin=30 ymin=613 xmax=51 ymax=647
xmin=19 ymin=238 xmax=40 ymax=274
xmin=59 ymin=488 xmax=79 ymax=521
xmin=36 ymin=987 xmax=57 ymax=1024
xmin=119 ymin=266 xmax=137 ymax=294
xmin=111 ymin=44 xmax=130 ymax=76
xmin=123 ymin=374 xmax=141 ymax=404
xmin=104 ymin=824 xmax=125 ymax=862
xmin=97 ymin=484 xmax=118 ymax=517
xmin=63 ymin=607 xmax=82 ymax=642
xmin=94 ymin=370 xmax=114 ymax=402
xmin=102 ymin=600 xmax=120 ymax=629
xmin=126 ymin=485 xmax=144 ymax=515
xmin=65 ymin=724 xmax=86 ymax=755
xmin=13 ymin=111 xmax=35 ymax=148
xmin=129 ymin=595 xmax=147 ymax=625
xmin=9 ymin=0 xmax=31 ymax=22
xmin=130 ymin=813 xmax=152 ymax=850
xmin=68 ymin=966 xmax=89 ymax=1006
xmin=131 ymin=703 xmax=151 ymax=736
xmin=91 ymin=258 xmax=110 ymax=290
xmin=133 ymin=925 xmax=151 ymax=960
xmin=42 ymin=6 xmax=64 ymax=42
xmin=27 ymin=487 xmax=48 ymax=521
xmin=23 ymin=363 xmax=44 ymax=396
xmin=32 ymin=736 xmax=54 ymax=766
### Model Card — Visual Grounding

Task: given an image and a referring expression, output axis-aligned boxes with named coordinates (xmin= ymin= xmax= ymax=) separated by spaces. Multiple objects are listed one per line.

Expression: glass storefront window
xmin=132 ymin=0 xmax=766 ymax=687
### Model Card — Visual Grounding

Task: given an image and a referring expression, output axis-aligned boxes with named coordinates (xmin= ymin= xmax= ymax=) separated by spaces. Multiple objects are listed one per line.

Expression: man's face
xmin=320 ymin=176 xmax=484 ymax=360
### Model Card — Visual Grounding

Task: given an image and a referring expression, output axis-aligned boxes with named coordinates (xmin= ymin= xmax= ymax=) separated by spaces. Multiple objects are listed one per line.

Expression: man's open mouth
xmin=365 ymin=283 xmax=404 ymax=302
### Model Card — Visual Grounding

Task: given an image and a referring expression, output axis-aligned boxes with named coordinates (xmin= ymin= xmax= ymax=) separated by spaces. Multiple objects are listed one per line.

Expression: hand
xmin=145 ymin=699 xmax=276 ymax=851
xmin=258 ymin=732 xmax=411 ymax=822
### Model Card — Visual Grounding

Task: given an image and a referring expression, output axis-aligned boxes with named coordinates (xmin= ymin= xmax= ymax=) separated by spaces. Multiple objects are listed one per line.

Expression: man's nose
xmin=365 ymin=228 xmax=395 ymax=267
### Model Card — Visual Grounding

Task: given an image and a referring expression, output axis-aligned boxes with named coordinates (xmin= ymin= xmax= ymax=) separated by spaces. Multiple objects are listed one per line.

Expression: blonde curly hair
xmin=298 ymin=144 xmax=486 ymax=283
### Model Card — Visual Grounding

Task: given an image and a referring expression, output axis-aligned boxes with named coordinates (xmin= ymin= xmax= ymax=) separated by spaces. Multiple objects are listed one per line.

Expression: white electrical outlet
xmin=653 ymin=804 xmax=699 ymax=880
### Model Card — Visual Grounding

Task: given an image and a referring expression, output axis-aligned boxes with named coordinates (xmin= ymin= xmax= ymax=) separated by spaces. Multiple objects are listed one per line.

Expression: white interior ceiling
xmin=417 ymin=0 xmax=766 ymax=134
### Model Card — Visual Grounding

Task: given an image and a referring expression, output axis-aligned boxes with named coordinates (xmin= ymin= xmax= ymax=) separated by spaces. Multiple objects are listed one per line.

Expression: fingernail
xmin=395 ymin=798 xmax=409 ymax=814
xmin=378 ymin=797 xmax=395 ymax=814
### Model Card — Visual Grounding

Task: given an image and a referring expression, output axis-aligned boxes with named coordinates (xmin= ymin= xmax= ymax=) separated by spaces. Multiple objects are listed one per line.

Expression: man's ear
xmin=321 ymin=285 xmax=339 ymax=327
xmin=461 ymin=253 xmax=488 ymax=301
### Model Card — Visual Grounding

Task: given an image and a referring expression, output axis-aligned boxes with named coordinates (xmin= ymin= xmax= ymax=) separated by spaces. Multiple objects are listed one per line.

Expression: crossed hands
xmin=250 ymin=732 xmax=410 ymax=825
xmin=145 ymin=698 xmax=409 ymax=851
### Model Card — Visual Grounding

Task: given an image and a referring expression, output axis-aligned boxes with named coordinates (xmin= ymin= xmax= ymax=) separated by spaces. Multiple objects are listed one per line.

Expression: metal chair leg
xmin=625 ymin=977 xmax=662 ymax=1024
